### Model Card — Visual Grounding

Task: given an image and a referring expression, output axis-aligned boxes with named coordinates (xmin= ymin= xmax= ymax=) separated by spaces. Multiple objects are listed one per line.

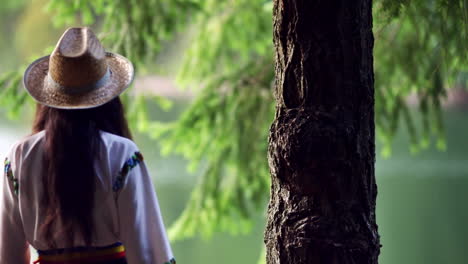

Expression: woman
xmin=0 ymin=27 xmax=176 ymax=264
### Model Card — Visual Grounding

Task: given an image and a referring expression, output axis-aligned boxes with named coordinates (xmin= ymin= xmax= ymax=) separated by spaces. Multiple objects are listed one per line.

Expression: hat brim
xmin=23 ymin=52 xmax=134 ymax=109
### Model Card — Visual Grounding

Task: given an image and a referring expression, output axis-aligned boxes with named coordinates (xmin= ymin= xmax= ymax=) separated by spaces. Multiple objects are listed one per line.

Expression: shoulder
xmin=99 ymin=131 xmax=144 ymax=169
xmin=100 ymin=132 xmax=146 ymax=192
xmin=100 ymin=131 xmax=139 ymax=153
xmin=5 ymin=131 xmax=46 ymax=163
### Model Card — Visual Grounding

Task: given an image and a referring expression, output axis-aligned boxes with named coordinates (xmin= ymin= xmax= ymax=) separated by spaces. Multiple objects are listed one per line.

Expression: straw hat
xmin=23 ymin=27 xmax=134 ymax=109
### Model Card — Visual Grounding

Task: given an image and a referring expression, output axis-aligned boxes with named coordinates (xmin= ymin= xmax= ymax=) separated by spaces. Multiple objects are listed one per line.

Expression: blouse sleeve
xmin=115 ymin=152 xmax=175 ymax=264
xmin=0 ymin=148 xmax=30 ymax=263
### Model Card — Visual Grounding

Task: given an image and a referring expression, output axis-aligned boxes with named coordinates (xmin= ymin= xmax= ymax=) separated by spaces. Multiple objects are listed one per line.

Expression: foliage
xmin=375 ymin=0 xmax=468 ymax=156
xmin=0 ymin=0 xmax=30 ymax=72
xmin=134 ymin=0 xmax=274 ymax=239
xmin=0 ymin=0 xmax=26 ymax=14
xmin=45 ymin=0 xmax=200 ymax=69
xmin=0 ymin=0 xmax=466 ymax=248
xmin=0 ymin=69 xmax=32 ymax=119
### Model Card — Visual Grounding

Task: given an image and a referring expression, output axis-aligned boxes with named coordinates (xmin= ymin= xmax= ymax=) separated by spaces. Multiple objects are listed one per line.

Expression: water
xmin=376 ymin=109 xmax=468 ymax=264
xmin=1 ymin=105 xmax=467 ymax=264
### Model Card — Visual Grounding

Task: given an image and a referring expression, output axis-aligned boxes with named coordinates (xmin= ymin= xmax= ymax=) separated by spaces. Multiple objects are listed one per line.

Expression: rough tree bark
xmin=265 ymin=0 xmax=380 ymax=263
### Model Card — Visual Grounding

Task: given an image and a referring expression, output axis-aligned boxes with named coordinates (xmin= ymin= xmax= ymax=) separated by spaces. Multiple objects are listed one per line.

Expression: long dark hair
xmin=32 ymin=97 xmax=132 ymax=247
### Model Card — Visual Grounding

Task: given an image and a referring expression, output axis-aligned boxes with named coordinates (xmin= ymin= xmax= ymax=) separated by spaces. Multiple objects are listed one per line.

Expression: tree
xmin=265 ymin=0 xmax=380 ymax=263
xmin=0 ymin=0 xmax=466 ymax=262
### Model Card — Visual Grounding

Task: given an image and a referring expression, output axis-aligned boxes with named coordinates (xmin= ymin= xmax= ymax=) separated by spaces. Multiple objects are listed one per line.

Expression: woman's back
xmin=1 ymin=130 xmax=175 ymax=263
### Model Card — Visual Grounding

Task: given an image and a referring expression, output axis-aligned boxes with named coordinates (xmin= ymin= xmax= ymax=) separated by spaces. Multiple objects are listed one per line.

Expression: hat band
xmin=46 ymin=69 xmax=111 ymax=95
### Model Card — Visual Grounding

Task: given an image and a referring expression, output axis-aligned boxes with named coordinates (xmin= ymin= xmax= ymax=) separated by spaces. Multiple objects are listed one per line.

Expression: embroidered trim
xmin=4 ymin=158 xmax=18 ymax=195
xmin=164 ymin=257 xmax=176 ymax=264
xmin=112 ymin=152 xmax=144 ymax=192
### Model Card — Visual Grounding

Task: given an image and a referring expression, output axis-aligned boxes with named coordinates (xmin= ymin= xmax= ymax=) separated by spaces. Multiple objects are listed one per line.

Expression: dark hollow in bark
xmin=265 ymin=0 xmax=380 ymax=263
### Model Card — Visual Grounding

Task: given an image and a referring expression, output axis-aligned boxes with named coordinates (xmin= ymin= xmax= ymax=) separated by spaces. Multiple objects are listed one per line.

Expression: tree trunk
xmin=265 ymin=0 xmax=380 ymax=263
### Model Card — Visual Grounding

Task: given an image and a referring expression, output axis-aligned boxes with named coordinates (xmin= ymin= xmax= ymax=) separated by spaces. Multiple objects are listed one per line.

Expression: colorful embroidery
xmin=35 ymin=243 xmax=125 ymax=263
xmin=4 ymin=158 xmax=18 ymax=195
xmin=164 ymin=258 xmax=176 ymax=264
xmin=112 ymin=152 xmax=144 ymax=191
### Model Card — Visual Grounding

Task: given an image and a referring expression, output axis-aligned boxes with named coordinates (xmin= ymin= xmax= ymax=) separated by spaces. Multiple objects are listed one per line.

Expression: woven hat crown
xmin=48 ymin=27 xmax=108 ymax=93
xmin=23 ymin=26 xmax=134 ymax=109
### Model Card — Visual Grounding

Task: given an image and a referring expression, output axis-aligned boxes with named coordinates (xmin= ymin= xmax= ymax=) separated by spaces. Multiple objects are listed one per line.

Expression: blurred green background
xmin=0 ymin=0 xmax=467 ymax=263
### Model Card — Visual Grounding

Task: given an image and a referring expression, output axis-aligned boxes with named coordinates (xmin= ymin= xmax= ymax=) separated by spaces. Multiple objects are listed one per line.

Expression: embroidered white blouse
xmin=0 ymin=130 xmax=175 ymax=264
